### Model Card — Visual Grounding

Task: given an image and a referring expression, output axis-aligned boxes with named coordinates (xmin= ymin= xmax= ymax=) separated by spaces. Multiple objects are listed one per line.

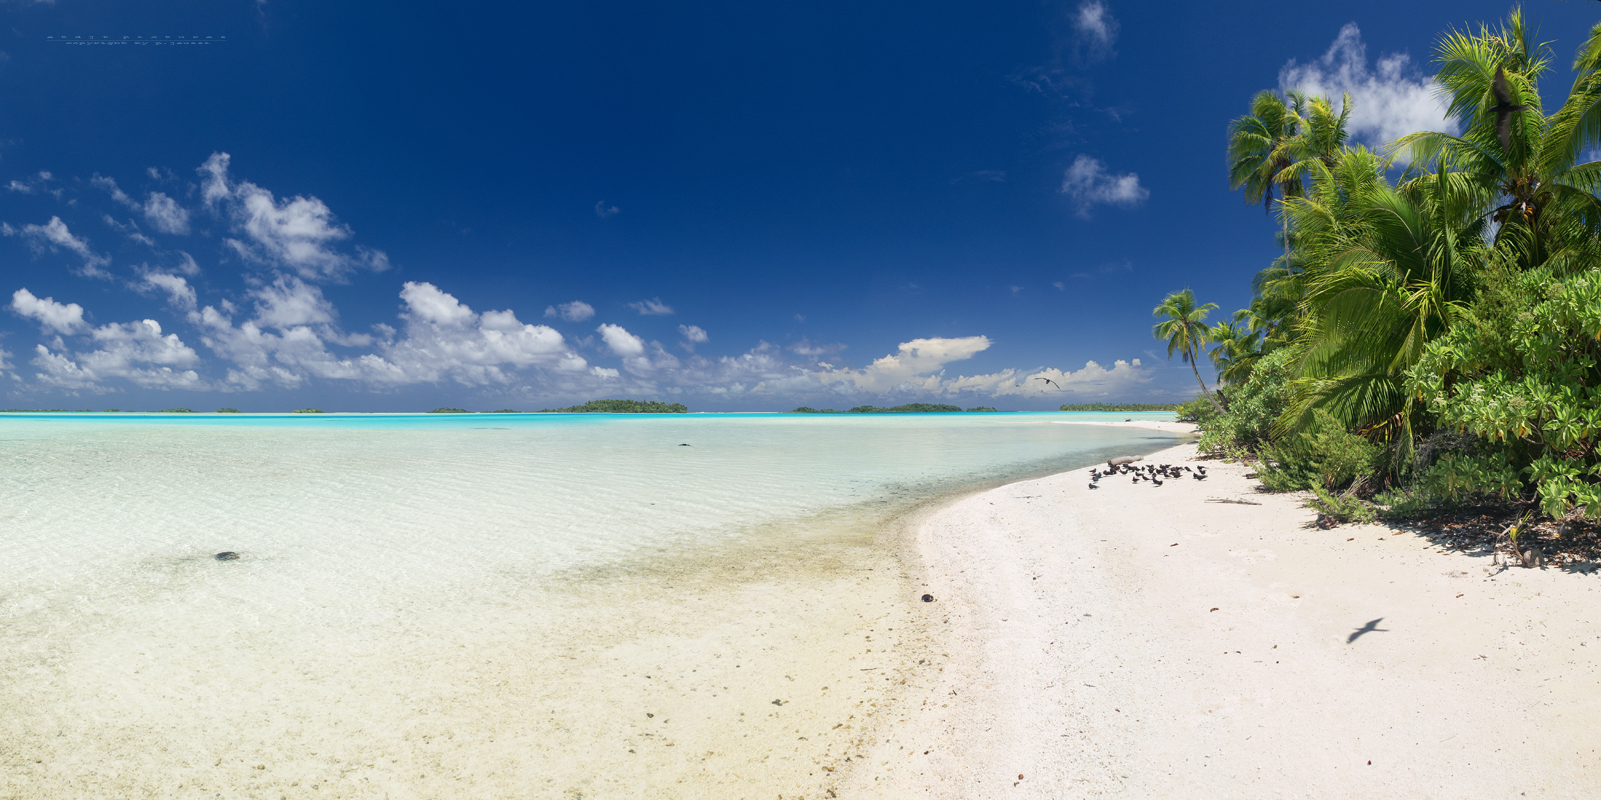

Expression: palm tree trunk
xmin=1189 ymin=341 xmax=1227 ymax=415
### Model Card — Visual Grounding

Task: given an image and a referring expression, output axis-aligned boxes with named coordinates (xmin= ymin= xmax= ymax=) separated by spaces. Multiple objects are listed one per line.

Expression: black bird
xmin=1036 ymin=377 xmax=1060 ymax=389
xmin=1152 ymin=478 xmax=1163 ymax=486
xmin=1192 ymin=472 xmax=1203 ymax=480
xmin=1088 ymin=482 xmax=1099 ymax=490
xmin=1489 ymin=66 xmax=1529 ymax=154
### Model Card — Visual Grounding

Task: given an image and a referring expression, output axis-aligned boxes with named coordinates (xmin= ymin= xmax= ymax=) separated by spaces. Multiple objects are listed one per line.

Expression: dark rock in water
xmin=214 ymin=551 xmax=240 ymax=561
xmin=921 ymin=594 xmax=935 ymax=603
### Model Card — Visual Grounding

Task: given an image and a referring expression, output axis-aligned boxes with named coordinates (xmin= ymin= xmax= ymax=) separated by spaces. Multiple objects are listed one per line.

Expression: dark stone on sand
xmin=214 ymin=551 xmax=240 ymax=561
xmin=921 ymin=594 xmax=934 ymax=602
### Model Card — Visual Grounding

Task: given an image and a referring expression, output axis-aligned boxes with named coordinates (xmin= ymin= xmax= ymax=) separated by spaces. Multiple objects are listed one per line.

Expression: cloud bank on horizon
xmin=0 ymin=153 xmax=1160 ymax=407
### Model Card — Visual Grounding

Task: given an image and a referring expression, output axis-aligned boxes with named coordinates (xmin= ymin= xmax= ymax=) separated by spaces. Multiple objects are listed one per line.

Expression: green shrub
xmin=1259 ymin=409 xmax=1382 ymax=492
xmin=1194 ymin=347 xmax=1295 ymax=457
xmin=1309 ymin=487 xmax=1378 ymax=524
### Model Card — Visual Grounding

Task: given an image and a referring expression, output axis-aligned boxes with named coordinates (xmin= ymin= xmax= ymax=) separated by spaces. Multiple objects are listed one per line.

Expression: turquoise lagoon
xmin=0 ymin=411 xmax=1186 ymax=797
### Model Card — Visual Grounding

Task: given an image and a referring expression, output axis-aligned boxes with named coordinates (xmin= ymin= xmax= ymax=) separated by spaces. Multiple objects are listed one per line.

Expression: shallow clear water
xmin=0 ymin=411 xmax=1184 ymax=797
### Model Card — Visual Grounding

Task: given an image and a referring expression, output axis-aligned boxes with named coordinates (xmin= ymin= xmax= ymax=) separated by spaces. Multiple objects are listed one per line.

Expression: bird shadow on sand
xmin=1347 ymin=617 xmax=1389 ymax=643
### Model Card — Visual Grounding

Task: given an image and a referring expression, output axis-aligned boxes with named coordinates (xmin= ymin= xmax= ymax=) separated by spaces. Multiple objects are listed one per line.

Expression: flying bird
xmin=1490 ymin=66 xmax=1529 ymax=154
xmin=1036 ymin=377 xmax=1060 ymax=389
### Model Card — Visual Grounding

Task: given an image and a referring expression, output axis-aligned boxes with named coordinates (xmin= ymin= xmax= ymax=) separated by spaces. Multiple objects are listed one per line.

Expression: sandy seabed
xmin=843 ymin=429 xmax=1601 ymax=799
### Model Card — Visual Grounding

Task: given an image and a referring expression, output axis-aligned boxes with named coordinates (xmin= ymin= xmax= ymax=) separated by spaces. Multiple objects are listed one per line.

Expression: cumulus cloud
xmin=677 ymin=324 xmax=708 ymax=351
xmin=31 ymin=319 xmax=205 ymax=392
xmin=595 ymin=200 xmax=620 ymax=219
xmin=627 ymin=297 xmax=674 ymax=315
xmin=251 ymin=275 xmax=338 ymax=329
xmin=597 ymin=323 xmax=647 ymax=357
xmin=10 ymin=288 xmax=87 ymax=334
xmin=939 ymin=359 xmax=1149 ymax=398
xmin=140 ymin=273 xmax=197 ymax=312
xmin=199 ymin=152 xmax=388 ymax=281
xmin=815 ymin=336 xmax=991 ymax=394
xmin=544 ymin=300 xmax=596 ymax=322
xmin=5 ymin=217 xmax=112 ymax=277
xmin=1061 ymin=155 xmax=1148 ymax=217
xmin=143 ymin=192 xmax=191 ymax=235
xmin=1279 ymin=23 xmax=1457 ymax=148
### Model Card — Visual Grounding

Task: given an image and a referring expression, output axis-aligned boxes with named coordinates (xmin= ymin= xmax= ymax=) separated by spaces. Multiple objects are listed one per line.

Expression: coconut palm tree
xmin=1153 ymin=289 xmax=1226 ymax=414
xmin=1392 ymin=10 xmax=1601 ymax=268
xmin=1281 ymin=157 xmax=1488 ymax=460
xmin=1207 ymin=320 xmax=1263 ymax=387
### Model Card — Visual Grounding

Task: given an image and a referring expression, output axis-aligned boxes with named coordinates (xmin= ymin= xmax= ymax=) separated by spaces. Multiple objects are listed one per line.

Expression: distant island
xmin=427 ymin=408 xmax=472 ymax=413
xmin=1058 ymin=403 xmax=1181 ymax=412
xmin=216 ymin=408 xmax=240 ymax=413
xmin=792 ymin=404 xmax=999 ymax=413
xmin=292 ymin=408 xmax=325 ymax=414
xmin=536 ymin=399 xmax=689 ymax=414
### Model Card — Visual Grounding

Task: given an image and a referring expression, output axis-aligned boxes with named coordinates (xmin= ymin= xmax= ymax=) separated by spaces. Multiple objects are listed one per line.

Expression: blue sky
xmin=0 ymin=0 xmax=1594 ymax=411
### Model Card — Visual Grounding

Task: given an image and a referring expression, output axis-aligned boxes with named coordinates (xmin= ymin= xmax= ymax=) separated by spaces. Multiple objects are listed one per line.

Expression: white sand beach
xmin=846 ymin=437 xmax=1601 ymax=799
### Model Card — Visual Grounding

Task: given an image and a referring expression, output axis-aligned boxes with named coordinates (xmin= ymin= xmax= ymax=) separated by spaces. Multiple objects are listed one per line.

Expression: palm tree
xmin=1281 ymin=156 xmax=1487 ymax=460
xmin=1207 ymin=320 xmax=1263 ymax=387
xmin=1153 ymin=289 xmax=1226 ymax=414
xmin=1392 ymin=10 xmax=1601 ymax=268
xmin=1229 ymin=91 xmax=1307 ymax=264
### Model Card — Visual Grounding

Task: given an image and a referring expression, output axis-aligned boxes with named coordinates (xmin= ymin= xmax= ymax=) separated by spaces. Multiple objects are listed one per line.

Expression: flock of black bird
xmin=1087 ymin=460 xmax=1205 ymax=490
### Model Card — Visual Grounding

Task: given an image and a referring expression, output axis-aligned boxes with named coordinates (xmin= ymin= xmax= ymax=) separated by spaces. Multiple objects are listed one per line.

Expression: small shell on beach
xmin=214 ymin=551 xmax=240 ymax=561
xmin=921 ymin=594 xmax=934 ymax=602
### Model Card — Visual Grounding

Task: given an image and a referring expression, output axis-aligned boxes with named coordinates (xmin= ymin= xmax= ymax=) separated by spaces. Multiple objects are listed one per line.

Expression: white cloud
xmin=595 ymin=200 xmax=620 ymax=219
xmin=10 ymin=288 xmax=87 ymax=334
xmin=939 ymin=359 xmax=1149 ymax=398
xmin=198 ymin=152 xmax=387 ymax=280
xmin=1074 ymin=1 xmax=1118 ymax=50
xmin=30 ymin=319 xmax=206 ymax=392
xmin=172 ymin=251 xmax=201 ymax=276
xmin=141 ymin=273 xmax=197 ymax=312
xmin=251 ymin=275 xmax=337 ymax=329
xmin=627 ymin=297 xmax=674 ymax=315
xmin=6 ymin=216 xmax=112 ymax=277
xmin=677 ymin=324 xmax=709 ymax=353
xmin=91 ymin=174 xmax=137 ymax=207
xmin=10 ymin=171 xmax=58 ymax=197
xmin=103 ymin=215 xmax=156 ymax=246
xmin=143 ymin=192 xmax=191 ymax=235
xmin=597 ymin=323 xmax=646 ymax=357
xmin=1061 ymin=155 xmax=1148 ymax=217
xmin=815 ymin=336 xmax=991 ymax=394
xmin=1279 ymin=23 xmax=1457 ymax=148
xmin=788 ymin=338 xmax=844 ymax=357
xmin=544 ymin=300 xmax=596 ymax=322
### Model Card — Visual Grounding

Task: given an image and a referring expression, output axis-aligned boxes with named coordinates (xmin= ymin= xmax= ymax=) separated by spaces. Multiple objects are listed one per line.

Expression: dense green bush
xmin=1195 ymin=347 xmax=1294 ymax=458
xmin=1406 ymin=263 xmax=1601 ymax=519
xmin=1258 ymin=409 xmax=1382 ymax=492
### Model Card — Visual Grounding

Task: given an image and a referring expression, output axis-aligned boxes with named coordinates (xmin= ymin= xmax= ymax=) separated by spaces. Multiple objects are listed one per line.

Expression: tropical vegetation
xmin=1169 ymin=9 xmax=1601 ymax=530
xmin=1059 ymin=403 xmax=1181 ymax=412
xmin=538 ymin=399 xmax=689 ymax=413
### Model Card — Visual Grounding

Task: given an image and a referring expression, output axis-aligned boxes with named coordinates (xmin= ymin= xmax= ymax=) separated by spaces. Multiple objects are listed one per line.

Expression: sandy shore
xmin=843 ymin=440 xmax=1601 ymax=799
